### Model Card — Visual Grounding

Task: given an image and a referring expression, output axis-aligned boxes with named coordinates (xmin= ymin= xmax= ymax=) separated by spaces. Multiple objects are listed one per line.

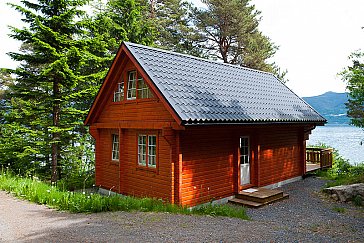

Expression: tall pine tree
xmin=191 ymin=0 xmax=286 ymax=80
xmin=1 ymin=0 xmax=157 ymax=181
xmin=5 ymin=0 xmax=93 ymax=181
xmin=151 ymin=0 xmax=202 ymax=56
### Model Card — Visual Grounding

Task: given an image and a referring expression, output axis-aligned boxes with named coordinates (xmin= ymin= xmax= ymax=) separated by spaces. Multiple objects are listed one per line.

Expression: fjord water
xmin=308 ymin=125 xmax=364 ymax=164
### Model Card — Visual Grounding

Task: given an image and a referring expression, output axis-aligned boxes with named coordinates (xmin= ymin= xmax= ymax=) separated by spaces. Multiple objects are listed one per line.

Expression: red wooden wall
xmin=95 ymin=129 xmax=119 ymax=192
xmin=179 ymin=127 xmax=236 ymax=206
xmin=120 ymin=129 xmax=172 ymax=201
xmin=178 ymin=125 xmax=305 ymax=207
xmin=92 ymin=59 xmax=178 ymax=202
xmin=258 ymin=127 xmax=304 ymax=186
xmin=94 ymin=123 xmax=306 ymax=207
xmin=95 ymin=129 xmax=173 ymax=202
xmin=97 ymin=60 xmax=175 ymax=125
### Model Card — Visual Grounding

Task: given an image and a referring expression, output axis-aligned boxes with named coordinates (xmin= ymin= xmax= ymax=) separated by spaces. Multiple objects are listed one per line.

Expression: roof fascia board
xmin=85 ymin=52 xmax=128 ymax=125
xmin=84 ymin=44 xmax=126 ymax=125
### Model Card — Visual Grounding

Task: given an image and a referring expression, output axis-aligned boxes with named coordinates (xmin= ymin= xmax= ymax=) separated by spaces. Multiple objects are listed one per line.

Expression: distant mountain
xmin=302 ymin=91 xmax=350 ymax=125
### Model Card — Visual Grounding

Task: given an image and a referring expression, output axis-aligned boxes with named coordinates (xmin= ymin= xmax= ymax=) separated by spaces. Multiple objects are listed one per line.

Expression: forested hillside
xmin=303 ymin=92 xmax=349 ymax=125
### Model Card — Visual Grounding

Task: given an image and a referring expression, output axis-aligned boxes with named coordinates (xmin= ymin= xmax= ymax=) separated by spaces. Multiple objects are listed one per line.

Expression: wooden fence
xmin=306 ymin=147 xmax=333 ymax=169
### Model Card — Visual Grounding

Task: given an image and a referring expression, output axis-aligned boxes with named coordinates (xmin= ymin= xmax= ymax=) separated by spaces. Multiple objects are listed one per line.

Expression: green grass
xmin=312 ymin=144 xmax=364 ymax=187
xmin=332 ymin=206 xmax=346 ymax=213
xmin=0 ymin=172 xmax=249 ymax=220
xmin=317 ymin=162 xmax=364 ymax=188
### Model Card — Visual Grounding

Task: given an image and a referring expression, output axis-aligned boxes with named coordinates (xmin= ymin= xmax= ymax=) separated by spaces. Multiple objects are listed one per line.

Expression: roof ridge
xmin=124 ymin=41 xmax=276 ymax=78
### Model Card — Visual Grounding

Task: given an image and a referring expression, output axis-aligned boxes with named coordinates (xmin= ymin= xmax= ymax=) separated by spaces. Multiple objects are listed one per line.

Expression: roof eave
xmin=182 ymin=120 xmax=327 ymax=126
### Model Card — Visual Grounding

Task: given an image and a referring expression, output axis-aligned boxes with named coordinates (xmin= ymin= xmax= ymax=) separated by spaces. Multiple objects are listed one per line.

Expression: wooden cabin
xmin=85 ymin=42 xmax=326 ymax=207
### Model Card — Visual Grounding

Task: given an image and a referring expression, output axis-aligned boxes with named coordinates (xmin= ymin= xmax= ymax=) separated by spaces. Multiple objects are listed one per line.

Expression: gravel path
xmin=0 ymin=176 xmax=363 ymax=242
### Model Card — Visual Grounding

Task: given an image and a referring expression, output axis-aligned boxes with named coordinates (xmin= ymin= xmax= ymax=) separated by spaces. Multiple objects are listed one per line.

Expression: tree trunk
xmin=150 ymin=0 xmax=156 ymax=18
xmin=51 ymin=80 xmax=60 ymax=183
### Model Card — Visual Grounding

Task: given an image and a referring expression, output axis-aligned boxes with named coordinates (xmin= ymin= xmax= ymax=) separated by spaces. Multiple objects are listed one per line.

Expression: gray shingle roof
xmin=125 ymin=42 xmax=326 ymax=124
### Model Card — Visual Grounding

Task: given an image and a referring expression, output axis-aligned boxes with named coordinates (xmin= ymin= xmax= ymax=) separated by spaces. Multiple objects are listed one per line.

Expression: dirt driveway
xmin=0 ymin=177 xmax=363 ymax=242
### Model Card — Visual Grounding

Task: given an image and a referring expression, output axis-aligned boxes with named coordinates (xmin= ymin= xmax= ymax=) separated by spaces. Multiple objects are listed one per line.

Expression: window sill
xmin=136 ymin=165 xmax=157 ymax=173
xmin=110 ymin=98 xmax=157 ymax=105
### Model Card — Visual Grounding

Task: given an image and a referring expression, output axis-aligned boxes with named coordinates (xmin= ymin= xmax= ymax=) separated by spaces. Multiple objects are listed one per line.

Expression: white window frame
xmin=148 ymin=135 xmax=157 ymax=168
xmin=127 ymin=71 xmax=137 ymax=100
xmin=113 ymin=82 xmax=124 ymax=102
xmin=137 ymin=76 xmax=152 ymax=99
xmin=239 ymin=136 xmax=250 ymax=164
xmin=138 ymin=134 xmax=157 ymax=168
xmin=112 ymin=134 xmax=119 ymax=161
xmin=138 ymin=135 xmax=147 ymax=166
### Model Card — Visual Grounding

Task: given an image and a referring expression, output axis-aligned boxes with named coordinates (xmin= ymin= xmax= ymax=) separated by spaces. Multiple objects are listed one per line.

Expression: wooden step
xmin=229 ymin=187 xmax=289 ymax=208
xmin=228 ymin=198 xmax=264 ymax=208
xmin=236 ymin=187 xmax=284 ymax=204
xmin=229 ymin=193 xmax=289 ymax=208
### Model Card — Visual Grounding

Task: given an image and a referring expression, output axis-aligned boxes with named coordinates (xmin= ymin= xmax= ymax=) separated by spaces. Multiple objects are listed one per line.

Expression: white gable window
xmin=137 ymin=75 xmax=153 ymax=99
xmin=126 ymin=70 xmax=153 ymax=100
xmin=112 ymin=134 xmax=119 ymax=161
xmin=113 ymin=82 xmax=124 ymax=102
xmin=127 ymin=71 xmax=137 ymax=100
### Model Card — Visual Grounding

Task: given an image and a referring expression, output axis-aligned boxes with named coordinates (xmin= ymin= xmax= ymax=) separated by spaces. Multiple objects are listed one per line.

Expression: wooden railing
xmin=306 ymin=147 xmax=333 ymax=169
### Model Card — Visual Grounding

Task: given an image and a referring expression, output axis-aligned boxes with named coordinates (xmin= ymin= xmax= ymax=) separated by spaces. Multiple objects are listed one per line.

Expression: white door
xmin=240 ymin=136 xmax=250 ymax=185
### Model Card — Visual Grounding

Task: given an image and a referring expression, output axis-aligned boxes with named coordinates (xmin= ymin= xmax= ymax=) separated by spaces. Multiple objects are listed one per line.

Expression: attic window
xmin=127 ymin=71 xmax=137 ymax=100
xmin=126 ymin=70 xmax=153 ymax=100
xmin=137 ymin=75 xmax=153 ymax=99
xmin=113 ymin=82 xmax=124 ymax=102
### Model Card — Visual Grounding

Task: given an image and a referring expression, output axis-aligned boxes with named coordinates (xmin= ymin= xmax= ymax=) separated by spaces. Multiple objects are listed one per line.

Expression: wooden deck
xmin=305 ymin=147 xmax=333 ymax=173
xmin=306 ymin=162 xmax=321 ymax=172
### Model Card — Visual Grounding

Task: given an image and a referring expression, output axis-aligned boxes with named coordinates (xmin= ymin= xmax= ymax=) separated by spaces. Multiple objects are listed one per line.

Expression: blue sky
xmin=1 ymin=0 xmax=364 ymax=97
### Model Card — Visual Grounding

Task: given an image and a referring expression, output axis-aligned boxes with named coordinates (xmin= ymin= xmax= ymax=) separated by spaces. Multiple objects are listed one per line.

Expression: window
xmin=114 ymin=70 xmax=153 ymax=101
xmin=138 ymin=134 xmax=157 ymax=168
xmin=127 ymin=71 xmax=137 ymax=100
xmin=138 ymin=135 xmax=147 ymax=166
xmin=112 ymin=134 xmax=119 ymax=161
xmin=113 ymin=82 xmax=124 ymax=102
xmin=148 ymin=135 xmax=157 ymax=167
xmin=137 ymin=76 xmax=153 ymax=99
xmin=239 ymin=137 xmax=249 ymax=164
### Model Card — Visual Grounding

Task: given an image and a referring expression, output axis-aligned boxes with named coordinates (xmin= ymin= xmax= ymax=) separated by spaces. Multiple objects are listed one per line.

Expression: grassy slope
xmin=0 ymin=171 xmax=249 ymax=220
